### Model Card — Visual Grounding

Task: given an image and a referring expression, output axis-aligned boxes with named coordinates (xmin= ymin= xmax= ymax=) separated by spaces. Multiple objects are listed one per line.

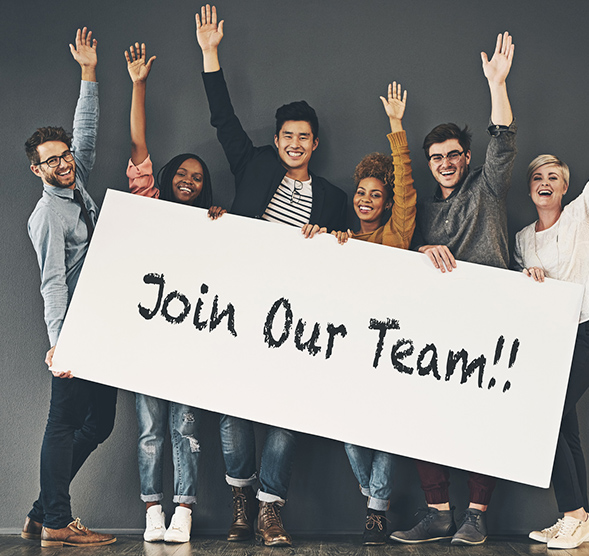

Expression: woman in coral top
xmin=331 ymin=82 xmax=416 ymax=544
xmin=124 ymin=42 xmax=224 ymax=545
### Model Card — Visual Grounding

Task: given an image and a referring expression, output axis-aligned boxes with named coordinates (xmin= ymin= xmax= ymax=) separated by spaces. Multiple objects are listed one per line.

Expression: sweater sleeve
xmin=127 ymin=155 xmax=160 ymax=198
xmin=381 ymin=131 xmax=417 ymax=248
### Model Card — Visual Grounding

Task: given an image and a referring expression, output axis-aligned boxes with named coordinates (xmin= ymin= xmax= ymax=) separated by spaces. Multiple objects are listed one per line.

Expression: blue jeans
xmin=136 ymin=395 xmax=202 ymax=504
xmin=28 ymin=376 xmax=117 ymax=529
xmin=345 ymin=444 xmax=396 ymax=511
xmin=219 ymin=415 xmax=296 ymax=503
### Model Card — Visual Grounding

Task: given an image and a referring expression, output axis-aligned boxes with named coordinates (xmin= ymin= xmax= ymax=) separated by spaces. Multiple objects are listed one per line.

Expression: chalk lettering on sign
xmin=138 ymin=273 xmax=239 ymax=337
xmin=263 ymin=298 xmax=348 ymax=359
xmin=369 ymin=318 xmax=520 ymax=392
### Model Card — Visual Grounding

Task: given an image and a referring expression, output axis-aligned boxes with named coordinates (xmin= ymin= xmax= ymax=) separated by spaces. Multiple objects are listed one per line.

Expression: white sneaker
xmin=144 ymin=505 xmax=166 ymax=542
xmin=529 ymin=518 xmax=562 ymax=543
xmin=164 ymin=506 xmax=192 ymax=543
xmin=547 ymin=515 xmax=589 ymax=549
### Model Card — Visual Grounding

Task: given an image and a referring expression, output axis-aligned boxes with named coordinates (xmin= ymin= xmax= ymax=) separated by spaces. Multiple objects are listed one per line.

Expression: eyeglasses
xmin=36 ymin=151 xmax=74 ymax=168
xmin=290 ymin=180 xmax=303 ymax=204
xmin=428 ymin=150 xmax=464 ymax=164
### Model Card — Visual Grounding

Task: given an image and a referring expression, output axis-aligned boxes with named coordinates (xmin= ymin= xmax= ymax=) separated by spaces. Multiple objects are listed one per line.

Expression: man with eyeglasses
xmin=195 ymin=4 xmax=347 ymax=548
xmin=22 ymin=27 xmax=117 ymax=548
xmin=390 ymin=32 xmax=517 ymax=546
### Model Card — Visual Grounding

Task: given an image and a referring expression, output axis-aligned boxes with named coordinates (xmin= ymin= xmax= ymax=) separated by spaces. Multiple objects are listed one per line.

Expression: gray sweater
xmin=413 ymin=122 xmax=517 ymax=269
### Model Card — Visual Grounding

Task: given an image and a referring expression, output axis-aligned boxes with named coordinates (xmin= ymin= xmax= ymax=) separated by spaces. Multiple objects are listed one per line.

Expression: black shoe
xmin=227 ymin=486 xmax=258 ymax=542
xmin=451 ymin=508 xmax=487 ymax=545
xmin=389 ymin=507 xmax=456 ymax=544
xmin=362 ymin=509 xmax=388 ymax=545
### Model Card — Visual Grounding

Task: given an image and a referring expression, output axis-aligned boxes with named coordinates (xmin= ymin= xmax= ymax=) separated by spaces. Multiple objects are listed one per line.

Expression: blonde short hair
xmin=527 ymin=154 xmax=570 ymax=186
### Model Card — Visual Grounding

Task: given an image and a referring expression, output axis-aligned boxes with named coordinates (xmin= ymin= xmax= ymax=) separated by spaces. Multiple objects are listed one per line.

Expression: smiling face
xmin=427 ymin=138 xmax=471 ymax=198
xmin=529 ymin=163 xmax=569 ymax=210
xmin=171 ymin=158 xmax=204 ymax=204
xmin=353 ymin=177 xmax=392 ymax=233
xmin=274 ymin=120 xmax=318 ymax=180
xmin=30 ymin=141 xmax=76 ymax=189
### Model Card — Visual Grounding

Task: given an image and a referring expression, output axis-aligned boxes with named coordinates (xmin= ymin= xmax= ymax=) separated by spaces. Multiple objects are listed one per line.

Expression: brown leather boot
xmin=40 ymin=518 xmax=116 ymax=548
xmin=257 ymin=501 xmax=292 ymax=546
xmin=21 ymin=516 xmax=43 ymax=540
xmin=227 ymin=486 xmax=258 ymax=541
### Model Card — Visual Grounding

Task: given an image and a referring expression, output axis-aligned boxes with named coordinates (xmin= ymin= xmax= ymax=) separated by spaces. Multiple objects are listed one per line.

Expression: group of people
xmin=20 ymin=4 xmax=589 ymax=551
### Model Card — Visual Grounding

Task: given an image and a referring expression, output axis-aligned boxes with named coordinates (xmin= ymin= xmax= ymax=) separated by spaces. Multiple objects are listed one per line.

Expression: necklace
xmin=534 ymin=218 xmax=560 ymax=280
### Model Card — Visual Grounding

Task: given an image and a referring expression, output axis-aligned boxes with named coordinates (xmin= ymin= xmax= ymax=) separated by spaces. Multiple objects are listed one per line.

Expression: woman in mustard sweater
xmin=331 ymin=82 xmax=416 ymax=545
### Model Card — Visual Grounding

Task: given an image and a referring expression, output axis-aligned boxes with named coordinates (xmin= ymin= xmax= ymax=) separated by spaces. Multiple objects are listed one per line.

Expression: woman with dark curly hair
xmin=124 ymin=42 xmax=225 ymax=545
xmin=332 ymin=82 xmax=416 ymax=544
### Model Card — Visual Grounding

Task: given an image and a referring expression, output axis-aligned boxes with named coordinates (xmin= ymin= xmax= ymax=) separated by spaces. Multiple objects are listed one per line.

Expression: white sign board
xmin=54 ymin=190 xmax=584 ymax=488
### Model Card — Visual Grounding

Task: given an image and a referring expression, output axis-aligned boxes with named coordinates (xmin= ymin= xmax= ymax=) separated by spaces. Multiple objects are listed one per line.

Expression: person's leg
xmin=27 ymin=383 xmax=117 ymax=528
xmin=136 ymin=394 xmax=167 ymax=504
xmin=136 ymin=394 xmax=167 ymax=542
xmin=40 ymin=377 xmax=90 ymax=530
xmin=257 ymin=426 xmax=296 ymax=547
xmin=69 ymin=383 xmax=117 ymax=478
xmin=164 ymin=403 xmax=202 ymax=543
xmin=390 ymin=460 xmax=456 ymax=544
xmin=219 ymin=415 xmax=258 ymax=541
xmin=345 ymin=444 xmax=394 ymax=545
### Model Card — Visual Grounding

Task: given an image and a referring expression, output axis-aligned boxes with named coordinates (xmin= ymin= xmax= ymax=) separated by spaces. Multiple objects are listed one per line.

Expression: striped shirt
xmin=262 ymin=176 xmax=312 ymax=227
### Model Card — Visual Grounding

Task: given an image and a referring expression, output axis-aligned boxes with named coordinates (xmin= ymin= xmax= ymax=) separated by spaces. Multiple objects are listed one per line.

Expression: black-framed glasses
xmin=36 ymin=151 xmax=74 ymax=168
xmin=290 ymin=180 xmax=303 ymax=204
xmin=428 ymin=150 xmax=464 ymax=164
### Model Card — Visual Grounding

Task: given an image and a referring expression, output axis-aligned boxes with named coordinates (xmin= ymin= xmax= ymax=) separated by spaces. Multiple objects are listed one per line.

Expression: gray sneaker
xmin=451 ymin=508 xmax=487 ymax=545
xmin=389 ymin=507 xmax=456 ymax=544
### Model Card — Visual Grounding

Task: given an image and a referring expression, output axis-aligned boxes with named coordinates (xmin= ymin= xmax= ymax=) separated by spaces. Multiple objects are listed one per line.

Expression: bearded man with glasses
xmin=389 ymin=32 xmax=517 ymax=546
xmin=21 ymin=27 xmax=117 ymax=549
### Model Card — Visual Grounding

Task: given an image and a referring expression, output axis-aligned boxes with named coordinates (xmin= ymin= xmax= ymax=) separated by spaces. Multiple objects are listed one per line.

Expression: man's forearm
xmin=202 ymin=47 xmax=220 ymax=73
xmin=489 ymin=81 xmax=512 ymax=126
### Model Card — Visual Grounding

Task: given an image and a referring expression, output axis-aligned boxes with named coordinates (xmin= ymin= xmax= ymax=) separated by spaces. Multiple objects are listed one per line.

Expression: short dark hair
xmin=156 ymin=153 xmax=213 ymax=209
xmin=25 ymin=127 xmax=72 ymax=164
xmin=422 ymin=123 xmax=472 ymax=159
xmin=275 ymin=101 xmax=319 ymax=139
xmin=354 ymin=152 xmax=395 ymax=200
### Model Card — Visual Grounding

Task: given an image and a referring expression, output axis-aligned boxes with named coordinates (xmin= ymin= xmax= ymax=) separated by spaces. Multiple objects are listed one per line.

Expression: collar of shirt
xmin=43 ymin=183 xmax=76 ymax=199
xmin=434 ymin=183 xmax=461 ymax=202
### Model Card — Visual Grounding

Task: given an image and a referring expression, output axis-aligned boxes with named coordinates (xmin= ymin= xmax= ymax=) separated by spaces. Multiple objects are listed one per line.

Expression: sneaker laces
xmin=542 ymin=519 xmax=563 ymax=535
xmin=556 ymin=516 xmax=582 ymax=538
xmin=365 ymin=513 xmax=388 ymax=531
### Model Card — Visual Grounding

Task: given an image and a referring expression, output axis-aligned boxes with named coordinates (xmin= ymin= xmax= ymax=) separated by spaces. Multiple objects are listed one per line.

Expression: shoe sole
xmin=389 ymin=534 xmax=454 ymax=544
xmin=451 ymin=536 xmax=487 ymax=546
xmin=41 ymin=537 xmax=117 ymax=548
xmin=21 ymin=532 xmax=41 ymax=541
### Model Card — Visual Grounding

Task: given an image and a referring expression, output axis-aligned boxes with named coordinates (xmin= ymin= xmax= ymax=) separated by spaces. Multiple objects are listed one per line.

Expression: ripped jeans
xmin=136 ymin=394 xmax=202 ymax=504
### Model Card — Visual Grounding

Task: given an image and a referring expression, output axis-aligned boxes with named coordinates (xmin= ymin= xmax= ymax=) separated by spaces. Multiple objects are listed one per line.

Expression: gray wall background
xmin=2 ymin=0 xmax=589 ymax=536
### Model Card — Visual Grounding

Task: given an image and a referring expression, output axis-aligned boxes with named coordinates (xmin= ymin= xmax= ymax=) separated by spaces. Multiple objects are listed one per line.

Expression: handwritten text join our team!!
xmin=138 ymin=273 xmax=519 ymax=392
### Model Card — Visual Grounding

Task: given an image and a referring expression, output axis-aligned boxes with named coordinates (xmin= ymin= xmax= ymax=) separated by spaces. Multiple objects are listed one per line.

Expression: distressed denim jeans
xmin=344 ymin=444 xmax=396 ymax=510
xmin=136 ymin=394 xmax=202 ymax=504
xmin=219 ymin=415 xmax=296 ymax=503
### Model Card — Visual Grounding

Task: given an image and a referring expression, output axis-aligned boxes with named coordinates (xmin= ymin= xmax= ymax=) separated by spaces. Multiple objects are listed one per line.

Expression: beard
xmin=41 ymin=165 xmax=76 ymax=188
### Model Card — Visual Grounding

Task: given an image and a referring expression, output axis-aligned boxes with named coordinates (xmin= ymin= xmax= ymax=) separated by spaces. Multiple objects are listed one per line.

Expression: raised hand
xmin=69 ymin=27 xmax=97 ymax=81
xmin=196 ymin=4 xmax=224 ymax=51
xmin=380 ymin=82 xmax=407 ymax=134
xmin=481 ymin=31 xmax=514 ymax=85
xmin=125 ymin=43 xmax=156 ymax=83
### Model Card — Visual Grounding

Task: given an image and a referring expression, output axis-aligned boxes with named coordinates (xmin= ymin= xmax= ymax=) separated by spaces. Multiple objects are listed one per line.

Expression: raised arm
xmin=481 ymin=31 xmax=515 ymax=126
xmin=69 ymin=27 xmax=97 ymax=82
xmin=196 ymin=4 xmax=224 ymax=72
xmin=380 ymin=81 xmax=407 ymax=134
xmin=125 ymin=43 xmax=156 ymax=166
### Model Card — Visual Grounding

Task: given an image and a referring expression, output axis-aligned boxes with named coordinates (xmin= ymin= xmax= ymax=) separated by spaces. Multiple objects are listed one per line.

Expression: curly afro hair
xmin=353 ymin=152 xmax=395 ymax=199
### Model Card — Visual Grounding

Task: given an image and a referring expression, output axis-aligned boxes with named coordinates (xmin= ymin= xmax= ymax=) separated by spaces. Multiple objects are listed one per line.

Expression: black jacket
xmin=202 ymin=69 xmax=347 ymax=231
